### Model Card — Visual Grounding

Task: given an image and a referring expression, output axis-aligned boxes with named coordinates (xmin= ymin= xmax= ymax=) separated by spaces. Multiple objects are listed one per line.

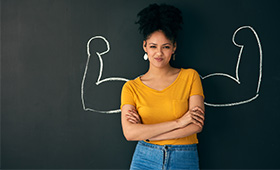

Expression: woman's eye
xmin=164 ymin=46 xmax=170 ymax=49
xmin=150 ymin=46 xmax=156 ymax=48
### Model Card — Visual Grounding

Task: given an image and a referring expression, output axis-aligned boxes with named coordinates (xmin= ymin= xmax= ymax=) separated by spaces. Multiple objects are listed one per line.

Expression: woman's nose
xmin=156 ymin=48 xmax=163 ymax=55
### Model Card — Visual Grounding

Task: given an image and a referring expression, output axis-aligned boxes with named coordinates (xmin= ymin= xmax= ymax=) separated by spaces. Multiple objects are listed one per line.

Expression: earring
xmin=144 ymin=53 xmax=148 ymax=60
xmin=172 ymin=53 xmax=176 ymax=61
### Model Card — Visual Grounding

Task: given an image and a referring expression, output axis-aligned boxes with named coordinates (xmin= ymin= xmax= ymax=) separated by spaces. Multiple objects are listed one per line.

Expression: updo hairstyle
xmin=136 ymin=3 xmax=183 ymax=43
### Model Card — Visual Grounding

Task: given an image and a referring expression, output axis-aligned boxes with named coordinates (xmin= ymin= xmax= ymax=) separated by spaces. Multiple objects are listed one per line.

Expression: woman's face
xmin=143 ymin=30 xmax=176 ymax=68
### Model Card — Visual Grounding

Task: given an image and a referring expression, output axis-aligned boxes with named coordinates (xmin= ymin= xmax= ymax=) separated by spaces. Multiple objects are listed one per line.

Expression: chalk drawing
xmin=81 ymin=26 xmax=262 ymax=113
xmin=201 ymin=26 xmax=262 ymax=107
xmin=81 ymin=36 xmax=129 ymax=113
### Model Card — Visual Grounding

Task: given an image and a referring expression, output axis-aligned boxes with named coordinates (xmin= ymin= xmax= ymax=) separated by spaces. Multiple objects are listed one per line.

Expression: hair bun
xmin=136 ymin=3 xmax=183 ymax=42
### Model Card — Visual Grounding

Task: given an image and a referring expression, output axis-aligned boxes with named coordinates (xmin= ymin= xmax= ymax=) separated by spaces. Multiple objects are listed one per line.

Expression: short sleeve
xmin=190 ymin=70 xmax=205 ymax=99
xmin=120 ymin=81 xmax=136 ymax=109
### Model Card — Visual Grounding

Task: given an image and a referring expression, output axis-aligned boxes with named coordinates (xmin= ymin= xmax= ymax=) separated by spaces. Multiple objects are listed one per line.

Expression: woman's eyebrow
xmin=149 ymin=43 xmax=157 ymax=45
xmin=148 ymin=43 xmax=171 ymax=45
xmin=162 ymin=43 xmax=172 ymax=45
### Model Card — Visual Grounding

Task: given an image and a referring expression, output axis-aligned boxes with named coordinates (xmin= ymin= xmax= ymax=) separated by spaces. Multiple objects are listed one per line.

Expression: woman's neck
xmin=145 ymin=64 xmax=176 ymax=79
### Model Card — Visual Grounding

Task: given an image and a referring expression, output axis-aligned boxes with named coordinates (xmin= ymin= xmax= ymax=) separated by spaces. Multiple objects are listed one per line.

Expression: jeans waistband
xmin=138 ymin=140 xmax=197 ymax=151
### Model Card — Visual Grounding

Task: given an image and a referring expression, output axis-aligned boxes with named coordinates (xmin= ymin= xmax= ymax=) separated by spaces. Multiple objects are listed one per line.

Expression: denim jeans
xmin=130 ymin=141 xmax=199 ymax=170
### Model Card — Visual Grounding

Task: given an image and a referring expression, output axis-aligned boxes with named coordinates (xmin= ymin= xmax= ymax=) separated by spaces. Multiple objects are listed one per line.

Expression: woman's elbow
xmin=124 ymin=133 xmax=134 ymax=141
xmin=124 ymin=134 xmax=141 ymax=141
xmin=123 ymin=130 xmax=147 ymax=141
xmin=194 ymin=125 xmax=203 ymax=134
xmin=197 ymin=127 xmax=203 ymax=133
xmin=123 ymin=130 xmax=139 ymax=141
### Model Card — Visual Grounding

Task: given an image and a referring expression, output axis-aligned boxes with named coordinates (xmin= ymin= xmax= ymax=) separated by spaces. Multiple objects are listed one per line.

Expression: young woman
xmin=120 ymin=4 xmax=205 ymax=170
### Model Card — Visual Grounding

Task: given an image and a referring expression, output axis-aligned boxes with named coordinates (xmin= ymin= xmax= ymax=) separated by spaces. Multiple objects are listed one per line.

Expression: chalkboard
xmin=2 ymin=0 xmax=280 ymax=169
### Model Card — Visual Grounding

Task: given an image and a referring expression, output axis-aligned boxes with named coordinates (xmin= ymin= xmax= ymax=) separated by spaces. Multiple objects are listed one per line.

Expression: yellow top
xmin=120 ymin=68 xmax=204 ymax=145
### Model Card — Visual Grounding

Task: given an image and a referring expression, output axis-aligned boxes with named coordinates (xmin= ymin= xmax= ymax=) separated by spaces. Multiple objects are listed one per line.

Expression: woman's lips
xmin=154 ymin=58 xmax=163 ymax=62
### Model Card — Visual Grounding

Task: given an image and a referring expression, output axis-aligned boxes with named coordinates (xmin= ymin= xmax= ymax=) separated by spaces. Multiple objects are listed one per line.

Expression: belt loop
xmin=162 ymin=145 xmax=169 ymax=170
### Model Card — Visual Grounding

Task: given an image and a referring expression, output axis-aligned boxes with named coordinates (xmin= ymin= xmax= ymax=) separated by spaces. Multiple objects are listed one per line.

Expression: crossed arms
xmin=121 ymin=95 xmax=205 ymax=141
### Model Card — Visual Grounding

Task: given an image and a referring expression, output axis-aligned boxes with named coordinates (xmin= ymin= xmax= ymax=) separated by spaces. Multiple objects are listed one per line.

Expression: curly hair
xmin=136 ymin=3 xmax=183 ymax=43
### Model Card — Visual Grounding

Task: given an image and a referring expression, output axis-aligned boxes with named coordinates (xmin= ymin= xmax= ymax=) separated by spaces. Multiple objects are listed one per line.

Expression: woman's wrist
xmin=175 ymin=118 xmax=184 ymax=129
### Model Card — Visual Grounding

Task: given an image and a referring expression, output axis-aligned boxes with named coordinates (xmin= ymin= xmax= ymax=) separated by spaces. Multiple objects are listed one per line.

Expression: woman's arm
xmin=188 ymin=95 xmax=205 ymax=131
xmin=121 ymin=104 xmax=183 ymax=141
xmin=148 ymin=95 xmax=205 ymax=141
xmin=148 ymin=124 xmax=202 ymax=141
xmin=124 ymin=95 xmax=205 ymax=141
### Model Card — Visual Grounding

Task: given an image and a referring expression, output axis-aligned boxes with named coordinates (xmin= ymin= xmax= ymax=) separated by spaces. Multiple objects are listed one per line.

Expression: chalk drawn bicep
xmin=201 ymin=26 xmax=263 ymax=107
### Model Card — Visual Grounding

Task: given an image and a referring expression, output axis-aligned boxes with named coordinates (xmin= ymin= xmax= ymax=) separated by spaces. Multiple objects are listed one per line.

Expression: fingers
xmin=126 ymin=109 xmax=141 ymax=124
xmin=190 ymin=108 xmax=205 ymax=128
xmin=192 ymin=106 xmax=204 ymax=114
xmin=191 ymin=110 xmax=204 ymax=122
xmin=191 ymin=114 xmax=204 ymax=128
xmin=127 ymin=117 xmax=139 ymax=124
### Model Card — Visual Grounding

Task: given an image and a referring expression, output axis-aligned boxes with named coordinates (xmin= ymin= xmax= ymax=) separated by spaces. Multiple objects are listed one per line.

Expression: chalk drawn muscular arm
xmin=201 ymin=26 xmax=263 ymax=107
xmin=81 ymin=26 xmax=263 ymax=114
xmin=81 ymin=36 xmax=129 ymax=113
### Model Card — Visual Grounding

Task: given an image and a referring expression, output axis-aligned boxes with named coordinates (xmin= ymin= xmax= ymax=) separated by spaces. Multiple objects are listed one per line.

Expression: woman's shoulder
xmin=178 ymin=68 xmax=202 ymax=83
xmin=181 ymin=68 xmax=200 ymax=76
xmin=122 ymin=77 xmax=141 ymax=88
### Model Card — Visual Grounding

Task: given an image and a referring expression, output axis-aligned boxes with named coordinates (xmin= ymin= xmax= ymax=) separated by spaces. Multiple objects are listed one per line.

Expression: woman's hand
xmin=125 ymin=109 xmax=142 ymax=124
xmin=191 ymin=106 xmax=205 ymax=128
xmin=177 ymin=106 xmax=205 ymax=128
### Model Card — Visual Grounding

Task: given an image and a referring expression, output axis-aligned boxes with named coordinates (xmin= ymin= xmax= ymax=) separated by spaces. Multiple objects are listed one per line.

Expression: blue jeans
xmin=130 ymin=141 xmax=199 ymax=170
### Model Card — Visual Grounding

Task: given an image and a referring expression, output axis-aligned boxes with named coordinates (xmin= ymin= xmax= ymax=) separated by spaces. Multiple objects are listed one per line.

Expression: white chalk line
xmin=81 ymin=36 xmax=129 ymax=113
xmin=201 ymin=26 xmax=263 ymax=107
xmin=81 ymin=25 xmax=263 ymax=113
xmin=204 ymin=94 xmax=259 ymax=107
